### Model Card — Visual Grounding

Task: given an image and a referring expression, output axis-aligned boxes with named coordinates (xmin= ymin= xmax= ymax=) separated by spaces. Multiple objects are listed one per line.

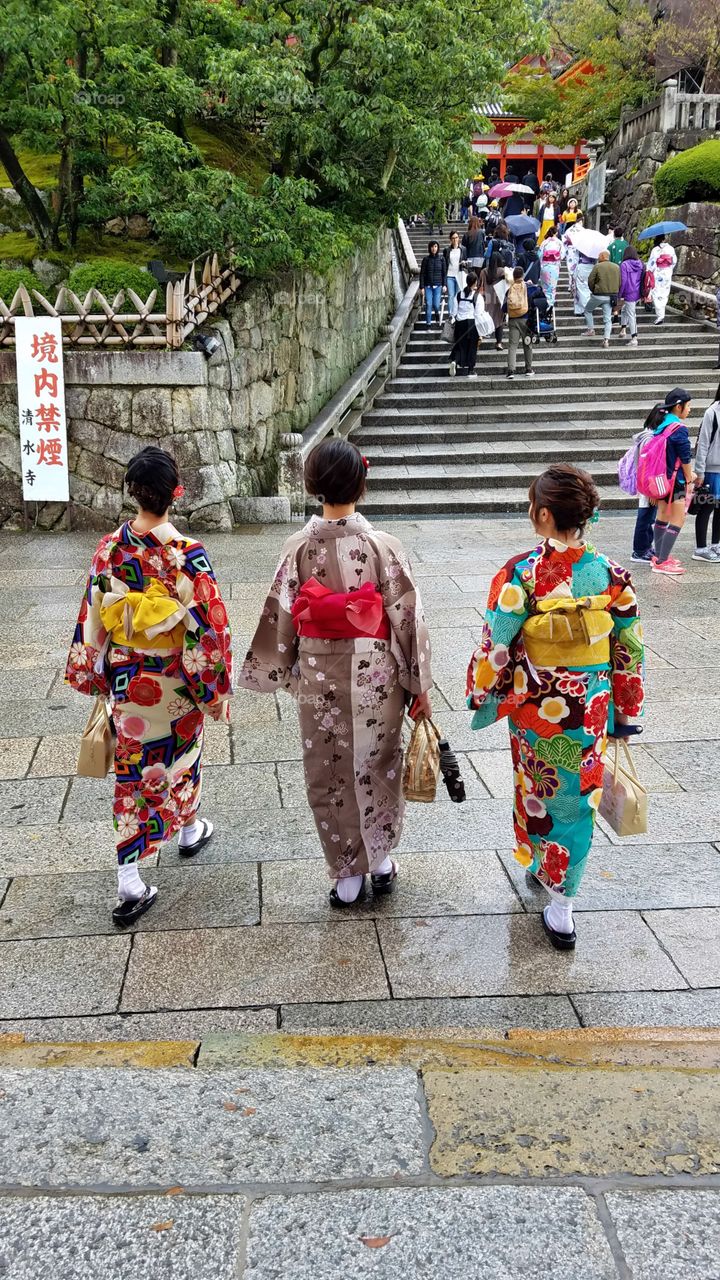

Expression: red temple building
xmin=473 ymin=54 xmax=594 ymax=185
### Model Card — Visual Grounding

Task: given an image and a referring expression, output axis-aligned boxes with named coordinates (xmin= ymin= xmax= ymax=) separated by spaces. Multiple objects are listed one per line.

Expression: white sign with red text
xmin=15 ymin=316 xmax=69 ymax=502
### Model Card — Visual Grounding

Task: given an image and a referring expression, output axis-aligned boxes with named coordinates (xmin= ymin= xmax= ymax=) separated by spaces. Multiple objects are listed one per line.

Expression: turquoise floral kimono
xmin=466 ymin=539 xmax=644 ymax=899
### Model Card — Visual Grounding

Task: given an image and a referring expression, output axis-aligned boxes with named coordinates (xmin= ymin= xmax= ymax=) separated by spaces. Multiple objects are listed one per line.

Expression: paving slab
xmin=121 ymin=922 xmax=390 ymax=1011
xmin=280 ymin=994 xmax=580 ymax=1033
xmin=605 ymin=1190 xmax=720 ymax=1280
xmin=0 ymin=864 xmax=260 ymax=940
xmin=643 ymin=741 xmax=720 ymax=792
xmin=0 ymin=1006 xmax=278 ymax=1042
xmin=424 ymin=1066 xmax=720 ymax=1177
xmin=0 ymin=776 xmax=68 ymax=826
xmin=159 ymin=811 xmax=320 ymax=866
xmin=573 ymin=988 xmax=720 ymax=1028
xmin=0 ymin=1066 xmax=423 ymax=1185
xmin=377 ymin=912 xmax=685 ymax=998
xmin=0 ymin=820 xmax=116 ymax=877
xmin=228 ymin=721 xmax=304 ymax=764
xmin=0 ymin=667 xmax=57 ymax=700
xmin=261 ymin=852 xmax=521 ymax=924
xmin=499 ymin=843 xmax=720 ymax=913
xmin=643 ymin=907 xmax=720 ymax=987
xmin=0 ymin=1195 xmax=246 ymax=1280
xmin=244 ymin=1186 xmax=617 ymax=1279
xmin=0 ymin=698 xmax=89 ymax=738
xmin=0 ymin=934 xmax=130 ymax=1018
xmin=0 ymin=737 xmax=38 ymax=780
xmin=597 ymin=790 xmax=720 ymax=845
xmin=63 ymin=763 xmax=280 ymax=825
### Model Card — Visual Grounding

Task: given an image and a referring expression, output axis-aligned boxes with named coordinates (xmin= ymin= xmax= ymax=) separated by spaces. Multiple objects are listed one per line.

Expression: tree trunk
xmin=0 ymin=128 xmax=61 ymax=248
xmin=380 ymin=147 xmax=398 ymax=192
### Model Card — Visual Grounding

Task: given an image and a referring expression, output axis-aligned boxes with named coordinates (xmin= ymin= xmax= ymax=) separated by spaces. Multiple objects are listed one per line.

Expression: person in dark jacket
xmin=522 ymin=168 xmax=540 ymax=202
xmin=516 ymin=237 xmax=540 ymax=285
xmin=618 ymin=246 xmax=644 ymax=347
xmin=419 ymin=240 xmax=447 ymax=326
xmin=461 ymin=216 xmax=486 ymax=275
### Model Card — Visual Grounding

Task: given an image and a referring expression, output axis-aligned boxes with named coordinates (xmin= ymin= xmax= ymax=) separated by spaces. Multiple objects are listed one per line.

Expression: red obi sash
xmin=291 ymin=578 xmax=391 ymax=640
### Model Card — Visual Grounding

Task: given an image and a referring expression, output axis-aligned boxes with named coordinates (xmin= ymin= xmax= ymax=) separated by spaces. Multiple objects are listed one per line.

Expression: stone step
xmin=356 ymin=422 xmax=638 ymax=445
xmin=401 ymin=349 xmax=717 ymax=371
xmin=359 ymin=483 xmax=637 ymax=515
xmin=367 ymin=440 xmax=628 ymax=463
xmin=376 ymin=385 xmax=716 ymax=408
xmin=360 ymin=407 xmax=656 ymax=429
xmin=366 ymin=459 xmax=622 ymax=491
xmin=392 ymin=366 xmax=716 ymax=386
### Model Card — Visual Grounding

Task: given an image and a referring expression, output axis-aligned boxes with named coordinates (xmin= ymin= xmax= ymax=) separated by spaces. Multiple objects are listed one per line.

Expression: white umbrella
xmin=505 ymin=183 xmax=535 ymax=195
xmin=573 ymin=228 xmax=610 ymax=259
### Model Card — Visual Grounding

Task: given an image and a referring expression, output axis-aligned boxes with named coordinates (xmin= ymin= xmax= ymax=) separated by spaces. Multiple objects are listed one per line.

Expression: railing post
xmin=278 ymin=433 xmax=305 ymax=520
xmin=660 ymin=79 xmax=679 ymax=133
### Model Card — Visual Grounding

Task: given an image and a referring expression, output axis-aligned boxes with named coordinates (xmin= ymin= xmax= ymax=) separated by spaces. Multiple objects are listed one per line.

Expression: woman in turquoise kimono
xmin=466 ymin=465 xmax=644 ymax=950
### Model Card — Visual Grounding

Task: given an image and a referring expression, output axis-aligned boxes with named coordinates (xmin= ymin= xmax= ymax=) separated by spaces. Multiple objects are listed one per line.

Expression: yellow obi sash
xmin=100 ymin=578 xmax=186 ymax=650
xmin=522 ymin=594 xmax=614 ymax=668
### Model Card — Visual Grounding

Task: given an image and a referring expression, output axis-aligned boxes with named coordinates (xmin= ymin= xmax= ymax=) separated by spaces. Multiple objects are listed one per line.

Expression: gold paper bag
xmin=77 ymin=697 xmax=114 ymax=778
xmin=403 ymin=715 xmax=441 ymax=803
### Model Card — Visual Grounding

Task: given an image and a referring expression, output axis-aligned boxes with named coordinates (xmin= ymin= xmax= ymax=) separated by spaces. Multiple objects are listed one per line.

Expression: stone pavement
xmin=1 ymin=1029 xmax=719 ymax=1277
xmin=0 ymin=514 xmax=719 ymax=1040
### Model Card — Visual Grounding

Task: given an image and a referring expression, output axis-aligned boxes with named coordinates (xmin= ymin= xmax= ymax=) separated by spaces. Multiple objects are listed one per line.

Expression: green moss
xmin=0 ymin=266 xmax=42 ymax=300
xmin=0 ymin=231 xmax=38 ymax=264
xmin=187 ymin=123 xmax=271 ymax=193
xmin=0 ymin=148 xmax=59 ymax=189
xmin=67 ymin=258 xmax=155 ymax=299
xmin=655 ymin=140 xmax=720 ymax=204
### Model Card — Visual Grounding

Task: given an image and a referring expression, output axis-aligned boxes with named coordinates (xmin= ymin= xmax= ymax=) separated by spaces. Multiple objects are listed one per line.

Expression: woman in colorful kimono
xmin=65 ymin=447 xmax=232 ymax=925
xmin=239 ymin=438 xmax=433 ymax=907
xmin=466 ymin=464 xmax=644 ymax=950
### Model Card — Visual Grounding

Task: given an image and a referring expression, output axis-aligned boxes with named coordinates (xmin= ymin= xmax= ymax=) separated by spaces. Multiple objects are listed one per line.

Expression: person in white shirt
xmin=443 ymin=232 xmax=466 ymax=317
xmin=448 ymin=272 xmax=491 ymax=378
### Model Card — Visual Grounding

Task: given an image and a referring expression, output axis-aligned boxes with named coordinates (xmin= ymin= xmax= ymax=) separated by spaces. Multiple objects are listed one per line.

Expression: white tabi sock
xmin=545 ymin=898 xmax=575 ymax=935
xmin=374 ymin=856 xmax=393 ymax=876
xmin=179 ymin=818 xmax=203 ymax=848
xmin=336 ymin=874 xmax=364 ymax=903
xmin=117 ymin=862 xmax=147 ymax=902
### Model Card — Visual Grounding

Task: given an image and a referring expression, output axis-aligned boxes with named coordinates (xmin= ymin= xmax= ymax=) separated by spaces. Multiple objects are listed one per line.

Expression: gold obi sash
xmin=522 ymin=594 xmax=614 ymax=668
xmin=100 ymin=578 xmax=187 ymax=650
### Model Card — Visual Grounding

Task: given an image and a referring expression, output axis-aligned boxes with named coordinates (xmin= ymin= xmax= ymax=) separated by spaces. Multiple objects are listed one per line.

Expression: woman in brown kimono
xmin=65 ymin=447 xmax=232 ymax=925
xmin=239 ymin=439 xmax=433 ymax=905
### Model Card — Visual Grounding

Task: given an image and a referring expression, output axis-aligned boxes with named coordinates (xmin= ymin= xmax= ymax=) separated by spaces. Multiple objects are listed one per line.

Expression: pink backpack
xmin=636 ymin=425 xmax=679 ymax=499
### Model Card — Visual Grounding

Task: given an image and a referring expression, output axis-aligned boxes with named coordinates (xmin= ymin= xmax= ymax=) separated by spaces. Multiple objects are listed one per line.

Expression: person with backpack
xmin=448 ymin=271 xmax=490 ymax=378
xmin=419 ymin=240 xmax=447 ymax=327
xmin=506 ymin=266 xmax=535 ymax=380
xmin=539 ymin=227 xmax=562 ymax=308
xmin=636 ymin=386 xmax=697 ymax=575
xmin=693 ymin=383 xmax=720 ymax=561
xmin=622 ymin=405 xmax=666 ymax=563
xmin=618 ymin=246 xmax=644 ymax=347
xmin=478 ymin=225 xmax=514 ymax=351
xmin=583 ymin=250 xmax=620 ymax=348
xmin=647 ymin=235 xmax=678 ymax=325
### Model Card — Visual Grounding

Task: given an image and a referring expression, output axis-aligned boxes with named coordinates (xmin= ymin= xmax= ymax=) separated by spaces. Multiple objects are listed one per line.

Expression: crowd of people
xmin=67 ymin=443 xmax=648 ymax=955
xmin=414 ymin=171 xmax=679 ymax=376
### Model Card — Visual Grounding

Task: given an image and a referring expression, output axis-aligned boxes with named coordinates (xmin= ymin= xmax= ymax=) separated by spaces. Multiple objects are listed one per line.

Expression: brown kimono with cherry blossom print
xmin=238 ymin=513 xmax=432 ymax=880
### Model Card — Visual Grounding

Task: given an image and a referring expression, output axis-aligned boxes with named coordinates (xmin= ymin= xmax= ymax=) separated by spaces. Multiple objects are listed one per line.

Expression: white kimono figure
xmin=647 ymin=240 xmax=677 ymax=324
xmin=564 ymin=224 xmax=581 ymax=294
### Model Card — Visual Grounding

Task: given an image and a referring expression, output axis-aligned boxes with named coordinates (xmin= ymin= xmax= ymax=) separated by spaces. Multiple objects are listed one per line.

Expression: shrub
xmin=654 ymin=140 xmax=720 ymax=205
xmin=66 ymin=258 xmax=153 ymax=300
xmin=0 ymin=267 xmax=41 ymax=301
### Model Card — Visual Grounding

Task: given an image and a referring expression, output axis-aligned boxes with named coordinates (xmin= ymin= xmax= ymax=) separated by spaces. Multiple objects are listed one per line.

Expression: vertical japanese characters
xmin=15 ymin=318 xmax=69 ymax=502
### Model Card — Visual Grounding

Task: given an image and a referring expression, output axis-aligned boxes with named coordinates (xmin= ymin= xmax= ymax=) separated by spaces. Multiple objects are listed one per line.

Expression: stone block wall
xmin=0 ymin=227 xmax=394 ymax=530
xmin=584 ymin=129 xmax=720 ymax=290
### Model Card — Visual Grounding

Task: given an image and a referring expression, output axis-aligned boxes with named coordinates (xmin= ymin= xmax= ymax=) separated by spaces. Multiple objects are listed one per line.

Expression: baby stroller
xmin=527 ymin=282 xmax=558 ymax=344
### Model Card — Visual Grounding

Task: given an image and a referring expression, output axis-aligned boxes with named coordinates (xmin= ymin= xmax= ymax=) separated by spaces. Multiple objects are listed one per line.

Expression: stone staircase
xmin=352 ymin=221 xmax=719 ymax=516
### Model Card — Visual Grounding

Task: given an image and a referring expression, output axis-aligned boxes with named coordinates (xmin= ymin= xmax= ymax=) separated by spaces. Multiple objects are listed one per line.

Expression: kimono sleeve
xmin=237 ymin=541 xmax=301 ymax=696
xmin=606 ymin=560 xmax=645 ymax=722
xmin=179 ymin=546 xmax=233 ymax=720
xmin=64 ymin=535 xmax=113 ymax=698
xmin=378 ymin=538 xmax=432 ymax=696
xmin=466 ymin=563 xmax=529 ymax=728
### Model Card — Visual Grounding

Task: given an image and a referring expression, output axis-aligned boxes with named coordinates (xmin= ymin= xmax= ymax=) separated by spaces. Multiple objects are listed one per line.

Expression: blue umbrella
xmin=637 ymin=221 xmax=688 ymax=240
xmin=505 ymin=214 xmax=540 ymax=238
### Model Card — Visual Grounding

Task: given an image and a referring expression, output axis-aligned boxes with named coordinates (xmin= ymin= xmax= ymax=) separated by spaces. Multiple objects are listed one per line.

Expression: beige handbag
xmin=599 ymin=740 xmax=648 ymax=837
xmin=403 ymin=716 xmax=441 ymax=803
xmin=77 ymin=697 xmax=114 ymax=778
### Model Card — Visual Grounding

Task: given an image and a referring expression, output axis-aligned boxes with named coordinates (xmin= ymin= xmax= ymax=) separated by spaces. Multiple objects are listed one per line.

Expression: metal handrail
xmin=297 ymin=219 xmax=420 ymax=462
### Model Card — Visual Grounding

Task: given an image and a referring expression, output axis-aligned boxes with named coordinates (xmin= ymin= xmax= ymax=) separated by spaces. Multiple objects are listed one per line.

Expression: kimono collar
xmin=124 ymin=520 xmax=184 ymax=546
xmin=304 ymin=512 xmax=373 ymax=536
xmin=545 ymin=537 xmax=587 ymax=562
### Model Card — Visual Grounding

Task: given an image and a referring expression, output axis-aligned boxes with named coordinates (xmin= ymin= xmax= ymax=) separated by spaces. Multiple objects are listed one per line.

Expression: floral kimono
xmin=65 ymin=521 xmax=232 ymax=865
xmin=467 ymin=539 xmax=644 ymax=899
xmin=238 ymin=512 xmax=432 ymax=880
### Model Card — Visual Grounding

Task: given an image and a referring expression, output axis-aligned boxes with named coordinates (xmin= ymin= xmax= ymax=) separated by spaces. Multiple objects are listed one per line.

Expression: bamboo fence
xmin=0 ymin=252 xmax=242 ymax=350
